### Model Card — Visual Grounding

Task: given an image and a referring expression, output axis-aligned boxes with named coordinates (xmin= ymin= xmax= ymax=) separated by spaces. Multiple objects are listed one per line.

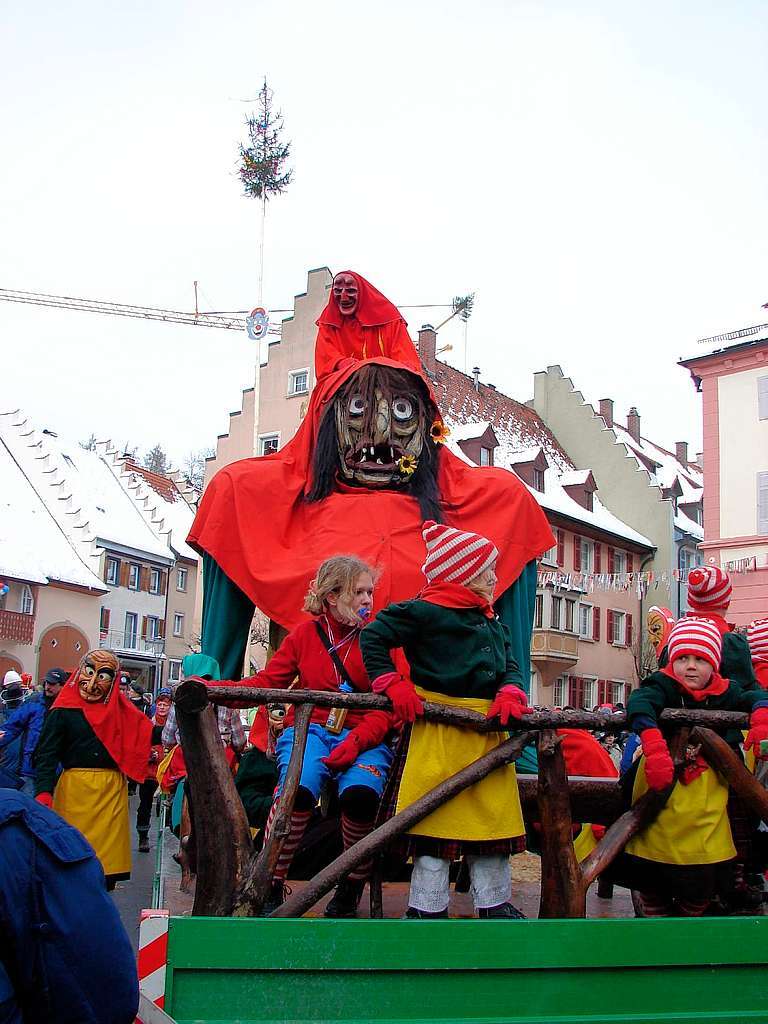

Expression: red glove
xmin=745 ymin=707 xmax=768 ymax=758
xmin=640 ymin=728 xmax=674 ymax=790
xmin=322 ymin=733 xmax=361 ymax=771
xmin=591 ymin=824 xmax=606 ymax=842
xmin=374 ymin=674 xmax=424 ymax=725
xmin=487 ymin=685 xmax=532 ymax=725
xmin=35 ymin=793 xmax=54 ymax=808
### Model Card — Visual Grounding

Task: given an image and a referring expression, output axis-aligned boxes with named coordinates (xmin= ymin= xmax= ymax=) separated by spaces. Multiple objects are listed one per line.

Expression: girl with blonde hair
xmin=212 ymin=554 xmax=394 ymax=917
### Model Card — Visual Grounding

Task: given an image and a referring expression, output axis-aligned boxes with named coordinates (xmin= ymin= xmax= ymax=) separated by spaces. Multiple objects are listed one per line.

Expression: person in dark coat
xmin=0 ymin=788 xmax=139 ymax=1024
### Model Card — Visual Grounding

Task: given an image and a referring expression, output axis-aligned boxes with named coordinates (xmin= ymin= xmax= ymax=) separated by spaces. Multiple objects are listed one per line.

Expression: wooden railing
xmin=173 ymin=682 xmax=768 ymax=920
xmin=0 ymin=609 xmax=34 ymax=644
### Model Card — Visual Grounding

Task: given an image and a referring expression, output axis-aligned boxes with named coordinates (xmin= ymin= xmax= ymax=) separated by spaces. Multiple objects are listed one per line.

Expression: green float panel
xmin=163 ymin=916 xmax=768 ymax=1024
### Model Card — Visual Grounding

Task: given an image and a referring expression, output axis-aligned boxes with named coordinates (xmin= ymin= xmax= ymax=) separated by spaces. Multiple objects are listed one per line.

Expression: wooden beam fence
xmin=174 ymin=681 xmax=761 ymax=919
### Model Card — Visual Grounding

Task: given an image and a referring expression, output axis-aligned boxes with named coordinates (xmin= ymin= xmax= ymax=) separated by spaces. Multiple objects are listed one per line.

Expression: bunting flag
xmin=537 ymin=558 xmax=761 ymax=596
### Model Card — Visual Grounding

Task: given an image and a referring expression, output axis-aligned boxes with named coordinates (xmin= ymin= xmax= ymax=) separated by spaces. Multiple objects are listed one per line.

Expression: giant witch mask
xmin=77 ymin=649 xmax=119 ymax=703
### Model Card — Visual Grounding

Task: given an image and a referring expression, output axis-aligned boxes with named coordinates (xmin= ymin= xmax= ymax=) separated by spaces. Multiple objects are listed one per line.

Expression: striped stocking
xmin=341 ymin=812 xmax=375 ymax=881
xmin=272 ymin=809 xmax=312 ymax=882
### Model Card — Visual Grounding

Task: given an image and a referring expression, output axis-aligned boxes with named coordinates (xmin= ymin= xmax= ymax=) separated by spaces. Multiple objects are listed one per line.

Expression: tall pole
xmin=257 ymin=194 xmax=266 ymax=307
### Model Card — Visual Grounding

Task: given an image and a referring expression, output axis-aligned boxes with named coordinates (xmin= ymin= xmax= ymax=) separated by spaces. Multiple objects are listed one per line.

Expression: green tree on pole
xmin=238 ymin=79 xmax=293 ymax=304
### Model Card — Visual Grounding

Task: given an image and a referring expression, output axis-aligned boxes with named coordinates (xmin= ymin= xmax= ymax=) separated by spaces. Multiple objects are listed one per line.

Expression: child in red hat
xmin=682 ymin=567 xmax=756 ymax=687
xmin=619 ymin=617 xmax=768 ymax=916
xmin=361 ymin=520 xmax=530 ymax=919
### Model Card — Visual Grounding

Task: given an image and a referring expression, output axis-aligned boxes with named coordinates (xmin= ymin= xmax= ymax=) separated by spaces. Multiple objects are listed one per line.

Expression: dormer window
xmin=533 ymin=467 xmax=545 ymax=492
xmin=480 ymin=446 xmax=493 ymax=467
xmin=561 ymin=469 xmax=598 ymax=512
xmin=584 ymin=490 xmax=593 ymax=511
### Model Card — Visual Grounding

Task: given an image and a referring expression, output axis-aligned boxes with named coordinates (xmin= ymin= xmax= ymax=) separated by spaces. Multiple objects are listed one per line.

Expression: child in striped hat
xmin=747 ymin=619 xmax=768 ymax=690
xmin=617 ymin=617 xmax=768 ymax=917
xmin=683 ymin=566 xmax=756 ymax=687
xmin=361 ymin=520 xmax=531 ymax=920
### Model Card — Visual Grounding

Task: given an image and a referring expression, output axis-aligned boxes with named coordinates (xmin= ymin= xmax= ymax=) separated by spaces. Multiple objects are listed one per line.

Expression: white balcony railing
xmin=99 ymin=628 xmax=164 ymax=657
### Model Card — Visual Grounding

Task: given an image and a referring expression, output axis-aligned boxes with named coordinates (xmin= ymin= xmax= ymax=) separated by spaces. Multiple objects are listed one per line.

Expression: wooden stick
xmin=205 ymin=686 xmax=749 ymax=732
xmin=274 ymin=731 xmax=536 ymax=918
xmin=174 ymin=679 xmax=253 ymax=917
xmin=233 ymin=703 xmax=313 ymax=916
xmin=691 ymin=726 xmax=768 ymax=822
xmin=518 ymin=775 xmax=625 ymax=824
xmin=537 ymin=731 xmax=586 ymax=919
xmin=580 ymin=729 xmax=690 ymax=889
xmin=369 ymin=858 xmax=384 ymax=919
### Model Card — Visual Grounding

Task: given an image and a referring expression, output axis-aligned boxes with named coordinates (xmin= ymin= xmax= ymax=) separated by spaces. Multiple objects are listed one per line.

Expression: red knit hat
xmin=667 ymin=617 xmax=722 ymax=671
xmin=686 ymin=566 xmax=732 ymax=612
xmin=421 ymin=520 xmax=498 ymax=586
xmin=747 ymin=619 xmax=768 ymax=663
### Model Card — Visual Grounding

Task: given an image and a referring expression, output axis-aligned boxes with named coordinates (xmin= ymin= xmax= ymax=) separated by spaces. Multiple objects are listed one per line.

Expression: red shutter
xmin=607 ymin=609 xmax=614 ymax=645
xmin=141 ymin=615 xmax=148 ymax=639
xmin=119 ymin=562 xmax=129 ymax=587
xmin=627 ymin=552 xmax=634 ymax=573
xmin=573 ymin=535 xmax=581 ymax=571
xmin=594 ymin=543 xmax=601 ymax=573
xmin=556 ymin=529 xmax=564 ymax=567
xmin=140 ymin=567 xmax=149 ymax=592
xmin=607 ymin=548 xmax=615 ymax=574
xmin=626 ymin=613 xmax=633 ymax=648
xmin=597 ymin=680 xmax=608 ymax=705
xmin=593 ymin=606 xmax=600 ymax=641
xmin=568 ymin=676 xmax=584 ymax=708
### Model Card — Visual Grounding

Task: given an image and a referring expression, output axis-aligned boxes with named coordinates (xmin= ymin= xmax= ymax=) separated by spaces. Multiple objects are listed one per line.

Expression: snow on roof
xmin=558 ymin=469 xmax=594 ymax=487
xmin=120 ymin=459 xmax=197 ymax=562
xmin=505 ymin=446 xmax=543 ymax=466
xmin=675 ymin=509 xmax=704 ymax=541
xmin=0 ymin=438 xmax=106 ymax=590
xmin=612 ymin=422 xmax=703 ymax=503
xmin=533 ymin=466 xmax=654 ymax=548
xmin=0 ymin=409 xmax=172 ymax=563
xmin=448 ymin=420 xmax=494 ymax=443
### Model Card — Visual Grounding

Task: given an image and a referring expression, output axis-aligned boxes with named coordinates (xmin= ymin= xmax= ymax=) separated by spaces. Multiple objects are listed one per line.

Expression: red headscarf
xmin=53 ymin=670 xmax=153 ymax=783
xmin=189 ymin=354 xmax=554 ymax=633
xmin=314 ymin=272 xmax=421 ymax=379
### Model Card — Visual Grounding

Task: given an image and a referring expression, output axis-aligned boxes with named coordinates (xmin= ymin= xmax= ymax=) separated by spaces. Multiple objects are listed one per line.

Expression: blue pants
xmin=275 ymin=723 xmax=393 ymax=802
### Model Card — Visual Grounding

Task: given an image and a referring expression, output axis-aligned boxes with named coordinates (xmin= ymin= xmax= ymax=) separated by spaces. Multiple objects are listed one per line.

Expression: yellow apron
xmin=626 ymin=758 xmax=735 ymax=865
xmin=396 ymin=688 xmax=525 ymax=841
xmin=53 ymin=767 xmax=131 ymax=878
xmin=573 ymin=824 xmax=599 ymax=862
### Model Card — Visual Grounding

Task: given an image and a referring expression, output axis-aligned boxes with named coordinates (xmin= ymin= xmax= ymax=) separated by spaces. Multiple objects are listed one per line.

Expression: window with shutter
xmin=626 ymin=613 xmax=633 ymax=648
xmin=607 ymin=548 xmax=615 ymax=574
xmin=758 ymin=472 xmax=768 ymax=535
xmin=607 ymin=609 xmax=614 ymax=644
xmin=158 ymin=618 xmax=165 ymax=639
xmin=627 ymin=552 xmax=634 ymax=573
xmin=557 ymin=529 xmax=565 ymax=567
xmin=759 ymin=376 xmax=768 ymax=421
xmin=597 ymin=680 xmax=608 ymax=705
xmin=594 ymin=543 xmax=601 ymax=573
xmin=573 ymin=535 xmax=581 ymax=571
xmin=141 ymin=616 xmax=148 ymax=639
xmin=119 ymin=562 xmax=129 ymax=588
xmin=99 ymin=607 xmax=110 ymax=637
xmin=593 ymin=606 xmax=600 ymax=642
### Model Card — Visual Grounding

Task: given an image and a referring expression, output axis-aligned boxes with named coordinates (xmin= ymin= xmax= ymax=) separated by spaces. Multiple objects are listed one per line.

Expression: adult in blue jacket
xmin=0 ymin=789 xmax=138 ymax=1024
xmin=0 ymin=670 xmax=66 ymax=795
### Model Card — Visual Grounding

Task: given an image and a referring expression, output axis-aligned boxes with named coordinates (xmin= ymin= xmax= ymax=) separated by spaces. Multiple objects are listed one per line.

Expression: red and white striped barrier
xmin=137 ymin=909 xmax=170 ymax=1013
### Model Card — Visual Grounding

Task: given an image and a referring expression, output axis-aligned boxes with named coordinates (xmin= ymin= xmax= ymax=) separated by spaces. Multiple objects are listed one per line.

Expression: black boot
xmin=324 ymin=879 xmax=365 ymax=918
xmin=137 ymin=828 xmax=150 ymax=853
xmin=477 ymin=902 xmax=526 ymax=919
xmin=402 ymin=907 xmax=449 ymax=919
xmin=261 ymin=879 xmax=290 ymax=916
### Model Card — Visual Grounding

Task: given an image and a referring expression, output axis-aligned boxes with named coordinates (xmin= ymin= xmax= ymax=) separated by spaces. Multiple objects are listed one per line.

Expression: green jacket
xmin=34 ymin=708 xmax=118 ymax=797
xmin=627 ymin=669 xmax=768 ymax=746
xmin=360 ymin=599 xmax=523 ymax=701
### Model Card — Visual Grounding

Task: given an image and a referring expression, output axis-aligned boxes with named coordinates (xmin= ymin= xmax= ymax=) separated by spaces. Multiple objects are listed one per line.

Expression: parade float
xmin=137 ymin=274 xmax=768 ymax=1024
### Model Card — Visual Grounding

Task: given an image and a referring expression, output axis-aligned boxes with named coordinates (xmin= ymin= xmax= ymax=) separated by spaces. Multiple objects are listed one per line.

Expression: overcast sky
xmin=2 ymin=1 xmax=766 ymax=468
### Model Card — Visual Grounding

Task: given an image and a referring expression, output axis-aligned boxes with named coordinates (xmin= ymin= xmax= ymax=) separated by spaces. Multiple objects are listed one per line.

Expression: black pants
xmin=136 ymin=779 xmax=158 ymax=832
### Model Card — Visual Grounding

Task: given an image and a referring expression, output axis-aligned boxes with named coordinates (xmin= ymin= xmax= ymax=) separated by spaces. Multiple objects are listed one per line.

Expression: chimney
xmin=417 ymin=324 xmax=437 ymax=374
xmin=472 ymin=367 xmax=481 ymax=392
xmin=675 ymin=441 xmax=688 ymax=465
xmin=599 ymin=398 xmax=614 ymax=427
xmin=627 ymin=406 xmax=641 ymax=443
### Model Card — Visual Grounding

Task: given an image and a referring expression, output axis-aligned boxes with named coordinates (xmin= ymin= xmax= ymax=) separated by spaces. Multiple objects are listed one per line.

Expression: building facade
xmin=680 ymin=332 xmax=768 ymax=624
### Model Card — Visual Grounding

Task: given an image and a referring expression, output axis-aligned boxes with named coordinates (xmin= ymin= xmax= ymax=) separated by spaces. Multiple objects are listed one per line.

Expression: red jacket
xmin=211 ymin=618 xmax=394 ymax=747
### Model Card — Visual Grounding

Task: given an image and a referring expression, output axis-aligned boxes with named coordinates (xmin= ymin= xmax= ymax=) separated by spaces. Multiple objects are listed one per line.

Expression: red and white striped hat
xmin=667 ymin=617 xmax=722 ymax=671
xmin=421 ymin=520 xmax=498 ymax=586
xmin=747 ymin=619 xmax=768 ymax=663
xmin=686 ymin=566 xmax=733 ymax=612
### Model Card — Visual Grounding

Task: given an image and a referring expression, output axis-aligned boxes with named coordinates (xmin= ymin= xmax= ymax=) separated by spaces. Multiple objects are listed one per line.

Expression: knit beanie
xmin=686 ymin=566 xmax=732 ymax=612
xmin=667 ymin=617 xmax=722 ymax=671
xmin=747 ymin=619 xmax=768 ymax=663
xmin=421 ymin=520 xmax=498 ymax=586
